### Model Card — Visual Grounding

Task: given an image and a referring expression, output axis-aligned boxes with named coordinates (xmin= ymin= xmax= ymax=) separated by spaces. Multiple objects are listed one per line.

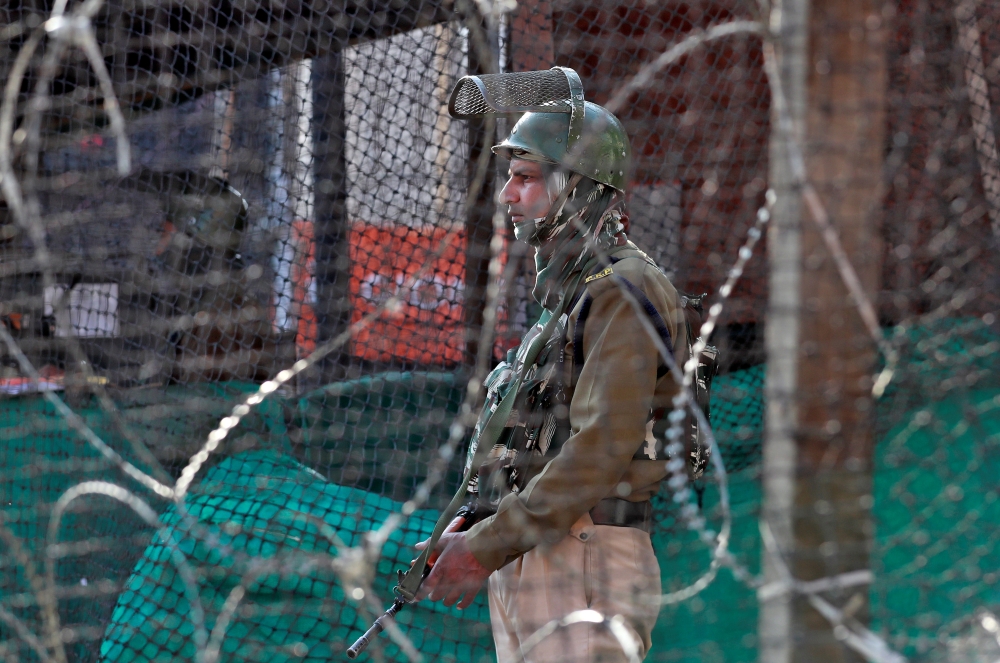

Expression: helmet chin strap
xmin=524 ymin=172 xmax=584 ymax=245
xmin=543 ymin=172 xmax=584 ymax=227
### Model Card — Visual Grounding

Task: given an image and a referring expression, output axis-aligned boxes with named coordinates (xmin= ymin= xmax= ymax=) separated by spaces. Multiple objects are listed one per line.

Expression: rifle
xmin=345 ymin=275 xmax=587 ymax=659
xmin=345 ymin=514 xmax=470 ymax=659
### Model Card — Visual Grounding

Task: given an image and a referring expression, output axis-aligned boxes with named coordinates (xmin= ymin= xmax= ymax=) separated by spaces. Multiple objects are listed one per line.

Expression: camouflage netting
xmin=1 ymin=0 xmax=999 ymax=662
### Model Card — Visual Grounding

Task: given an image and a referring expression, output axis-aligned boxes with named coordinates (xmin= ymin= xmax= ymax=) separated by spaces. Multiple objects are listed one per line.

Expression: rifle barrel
xmin=345 ymin=599 xmax=405 ymax=659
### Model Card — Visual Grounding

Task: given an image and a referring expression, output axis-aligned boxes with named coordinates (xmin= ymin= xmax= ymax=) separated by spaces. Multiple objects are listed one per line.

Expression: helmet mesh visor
xmin=450 ymin=70 xmax=573 ymax=117
xmin=450 ymin=78 xmax=493 ymax=116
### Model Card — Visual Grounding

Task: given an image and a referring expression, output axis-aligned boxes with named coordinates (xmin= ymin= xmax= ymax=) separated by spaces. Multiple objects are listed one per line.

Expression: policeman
xmin=418 ymin=70 xmax=688 ymax=663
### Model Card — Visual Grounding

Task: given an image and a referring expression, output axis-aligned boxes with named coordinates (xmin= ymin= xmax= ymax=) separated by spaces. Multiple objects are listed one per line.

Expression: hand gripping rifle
xmin=345 ymin=512 xmax=469 ymax=659
xmin=345 ymin=279 xmax=586 ymax=659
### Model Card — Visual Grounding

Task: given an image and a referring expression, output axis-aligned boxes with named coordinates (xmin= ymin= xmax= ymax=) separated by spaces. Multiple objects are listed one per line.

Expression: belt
xmin=589 ymin=498 xmax=652 ymax=533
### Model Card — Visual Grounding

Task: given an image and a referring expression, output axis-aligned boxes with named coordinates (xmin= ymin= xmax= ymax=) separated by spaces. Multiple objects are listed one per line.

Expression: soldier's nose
xmin=499 ymin=179 xmax=518 ymax=204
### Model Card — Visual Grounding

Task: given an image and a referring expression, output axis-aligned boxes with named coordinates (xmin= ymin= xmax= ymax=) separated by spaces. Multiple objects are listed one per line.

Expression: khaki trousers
xmin=487 ymin=513 xmax=661 ymax=663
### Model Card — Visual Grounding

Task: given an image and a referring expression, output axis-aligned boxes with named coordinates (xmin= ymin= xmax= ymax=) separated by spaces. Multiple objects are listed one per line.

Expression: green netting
xmin=872 ymin=388 xmax=1000 ymax=658
xmin=0 ymin=367 xmax=763 ymax=656
xmin=870 ymin=318 xmax=1000 ymax=658
xmin=291 ymin=372 xmax=466 ymax=502
xmin=95 ymin=451 xmax=767 ymax=663
xmin=80 ymin=365 xmax=763 ymax=662
xmin=0 ymin=382 xmax=291 ymax=661
xmin=93 ymin=358 xmax=769 ymax=663
xmin=7 ymin=319 xmax=1000 ymax=661
xmin=98 ymin=449 xmax=494 ymax=663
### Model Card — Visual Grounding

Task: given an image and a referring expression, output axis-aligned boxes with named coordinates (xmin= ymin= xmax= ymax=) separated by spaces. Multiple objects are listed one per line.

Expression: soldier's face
xmin=500 ymin=159 xmax=552 ymax=228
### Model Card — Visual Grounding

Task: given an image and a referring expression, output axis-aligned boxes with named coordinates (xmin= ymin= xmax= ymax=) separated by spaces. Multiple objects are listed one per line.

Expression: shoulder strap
xmin=572 ymin=294 xmax=594 ymax=376
xmin=573 ymin=257 xmax=673 ymax=378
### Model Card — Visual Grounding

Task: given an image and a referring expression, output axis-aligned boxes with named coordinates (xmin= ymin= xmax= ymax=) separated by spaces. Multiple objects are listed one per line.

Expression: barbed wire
xmin=0 ymin=0 xmax=172 ymax=493
xmin=0 ymin=7 xmax=889 ymax=661
xmin=0 ymin=0 xmax=996 ymax=661
xmin=0 ymin=2 xmax=503 ymax=659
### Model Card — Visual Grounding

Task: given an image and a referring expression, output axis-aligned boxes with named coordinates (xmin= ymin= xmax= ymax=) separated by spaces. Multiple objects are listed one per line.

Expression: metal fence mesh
xmin=0 ymin=0 xmax=998 ymax=662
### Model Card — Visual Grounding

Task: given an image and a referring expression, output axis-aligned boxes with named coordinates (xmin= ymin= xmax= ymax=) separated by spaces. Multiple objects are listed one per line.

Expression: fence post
xmin=796 ymin=0 xmax=886 ymax=659
xmin=761 ymin=0 xmax=887 ymax=660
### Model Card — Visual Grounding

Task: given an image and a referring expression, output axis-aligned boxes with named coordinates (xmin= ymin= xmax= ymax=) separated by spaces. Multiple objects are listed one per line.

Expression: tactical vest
xmin=465 ymin=254 xmax=718 ymax=514
xmin=467 ymin=309 xmax=573 ymax=512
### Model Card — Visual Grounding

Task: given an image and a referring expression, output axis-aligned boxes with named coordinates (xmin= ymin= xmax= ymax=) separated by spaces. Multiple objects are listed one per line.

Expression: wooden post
xmin=311 ymin=52 xmax=352 ymax=382
xmin=462 ymin=10 xmax=500 ymax=367
xmin=793 ymin=0 xmax=886 ymax=659
xmin=761 ymin=0 xmax=887 ymax=661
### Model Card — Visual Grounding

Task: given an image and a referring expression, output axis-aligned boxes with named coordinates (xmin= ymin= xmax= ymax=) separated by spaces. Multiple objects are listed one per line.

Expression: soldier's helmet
xmin=449 ymin=67 xmax=631 ymax=193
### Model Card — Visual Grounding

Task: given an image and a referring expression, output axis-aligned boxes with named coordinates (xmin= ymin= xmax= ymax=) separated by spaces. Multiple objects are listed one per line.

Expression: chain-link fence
xmin=1 ymin=0 xmax=998 ymax=661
